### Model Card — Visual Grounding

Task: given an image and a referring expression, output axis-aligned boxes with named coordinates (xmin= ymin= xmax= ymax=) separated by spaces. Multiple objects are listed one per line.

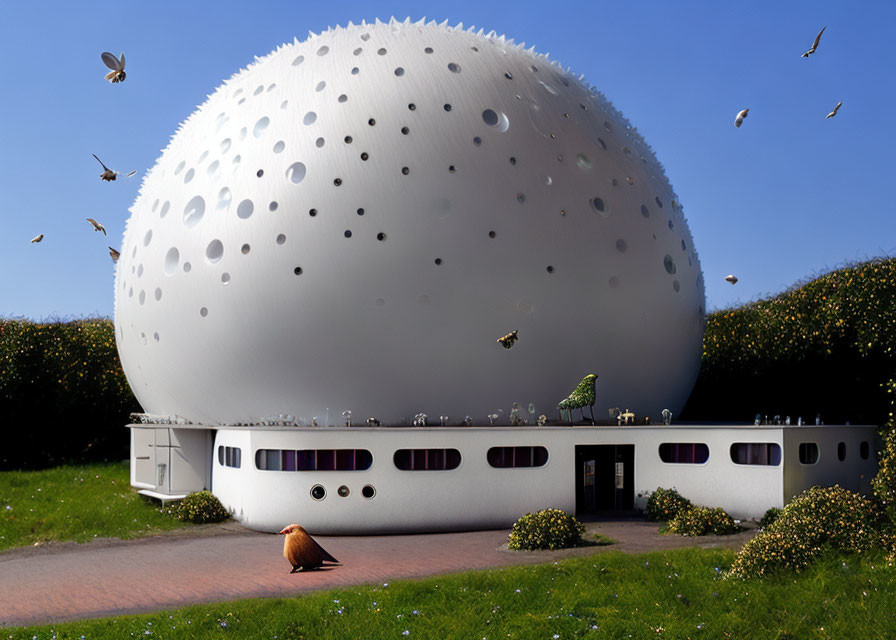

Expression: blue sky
xmin=1 ymin=0 xmax=894 ymax=320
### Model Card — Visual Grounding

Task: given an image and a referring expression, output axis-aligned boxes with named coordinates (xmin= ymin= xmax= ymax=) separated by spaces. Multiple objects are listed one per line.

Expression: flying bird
xmin=497 ymin=329 xmax=519 ymax=349
xmin=92 ymin=154 xmax=119 ymax=181
xmin=734 ymin=109 xmax=749 ymax=128
xmin=101 ymin=51 xmax=127 ymax=83
xmin=725 ymin=274 xmax=738 ymax=285
xmin=108 ymin=247 xmax=120 ymax=263
xmin=826 ymin=101 xmax=842 ymax=119
xmin=86 ymin=218 xmax=107 ymax=235
xmin=801 ymin=26 xmax=826 ymax=58
xmin=31 ymin=234 xmax=44 ymax=243
xmin=279 ymin=524 xmax=338 ymax=573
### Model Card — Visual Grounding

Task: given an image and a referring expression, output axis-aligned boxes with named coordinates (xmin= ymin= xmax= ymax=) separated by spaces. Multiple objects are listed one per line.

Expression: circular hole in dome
xmin=664 ymin=254 xmax=677 ymax=275
xmin=334 ymin=178 xmax=343 ymax=186
xmin=286 ymin=162 xmax=306 ymax=184
xmin=137 ymin=264 xmax=144 ymax=278
xmin=221 ymin=273 xmax=230 ymax=285
xmin=273 ymin=140 xmax=285 ymax=153
xmin=368 ymin=118 xmax=376 ymax=126
xmin=143 ymin=230 xmax=153 ymax=246
xmin=315 ymin=137 xmax=325 ymax=148
xmin=174 ymin=161 xmax=185 ymax=175
xmin=424 ymin=47 xmax=433 ymax=54
xmin=338 ymin=94 xmax=348 ymax=103
xmin=401 ymin=126 xmax=409 ymax=135
xmin=281 ymin=100 xmax=288 ymax=109
xmin=351 ymin=67 xmax=359 ymax=75
xmin=276 ymin=234 xmax=286 ymax=245
xmin=152 ymin=199 xmax=159 ymax=212
xmin=344 ymin=230 xmax=352 ymax=238
xmin=317 ymin=45 xmax=329 ymax=56
xmin=448 ymin=62 xmax=461 ymax=73
xmin=154 ymin=288 xmax=162 ymax=301
xmin=315 ymin=81 xmax=326 ymax=92
xmin=220 ymin=138 xmax=231 ymax=153
xmin=232 ymin=155 xmax=241 ymax=171
xmin=241 ymin=243 xmax=251 ymax=255
xmin=434 ymin=258 xmax=442 ymax=265
xmin=473 ymin=137 xmax=481 ymax=146
xmin=590 ymin=197 xmax=607 ymax=216
xmin=360 ymin=32 xmax=370 ymax=41
xmin=443 ymin=104 xmax=452 ymax=112
xmin=205 ymin=239 xmax=224 ymax=264
xmin=183 ymin=262 xmax=191 ymax=272
xmin=655 ymin=196 xmax=664 ymax=208
xmin=394 ymin=67 xmax=404 ymax=76
xmin=488 ymin=231 xmax=496 ymax=239
xmin=267 ymin=83 xmax=275 ymax=92
xmin=253 ymin=116 xmax=269 ymax=138
xmin=344 ymin=136 xmax=353 ymax=144
xmin=139 ymin=290 xmax=145 ymax=305
xmin=597 ymin=138 xmax=607 ymax=151
xmin=673 ymin=280 xmax=680 ymax=293
xmin=504 ymin=72 xmax=513 ymax=79
xmin=200 ymin=307 xmax=208 ymax=317
xmin=408 ymin=103 xmax=416 ymax=111
xmin=377 ymin=48 xmax=387 ymax=55
xmin=294 ymin=266 xmax=303 ymax=275
xmin=239 ymin=127 xmax=247 ymax=140
xmin=153 ymin=332 xmax=159 ymax=342
xmin=256 ymin=169 xmax=264 ymax=178
xmin=376 ymin=232 xmax=386 ymax=241
xmin=353 ymin=48 xmax=362 ymax=56
xmin=207 ymin=160 xmax=220 ymax=175
xmin=616 ymin=239 xmax=627 ymax=252
xmin=309 ymin=208 xmax=317 ymax=217
xmin=183 ymin=168 xmax=195 ymax=183
xmin=401 ymin=166 xmax=409 ymax=175
xmin=516 ymin=193 xmax=526 ymax=204
xmin=641 ymin=204 xmax=650 ymax=218
xmin=681 ymin=240 xmax=687 ymax=251
xmin=609 ymin=276 xmax=620 ymax=289
xmin=292 ymin=55 xmax=304 ymax=66
xmin=237 ymin=199 xmax=254 ymax=219
xmin=360 ymin=152 xmax=369 ymax=160
xmin=269 ymin=201 xmax=279 ymax=212
xmin=128 ymin=287 xmax=133 ymax=298
xmin=303 ymin=111 xmax=317 ymax=125
xmin=481 ymin=108 xmax=509 ymax=132
xmin=164 ymin=248 xmax=179 ymax=276
xmin=577 ymin=154 xmax=592 ymax=169
xmin=183 ymin=196 xmax=206 ymax=228
xmin=546 ymin=265 xmax=554 ymax=274
xmin=217 ymin=187 xmax=232 ymax=211
xmin=357 ymin=208 xmax=365 ymax=215
xmin=509 ymin=157 xmax=516 ymax=165
xmin=668 ymin=220 xmax=675 ymax=230
xmin=449 ymin=165 xmax=456 ymax=172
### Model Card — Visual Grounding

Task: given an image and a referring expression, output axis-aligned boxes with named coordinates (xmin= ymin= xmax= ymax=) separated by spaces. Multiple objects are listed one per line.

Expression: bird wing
xmin=126 ymin=170 xmax=138 ymax=177
xmin=812 ymin=26 xmax=826 ymax=50
xmin=310 ymin=537 xmax=338 ymax=563
xmin=92 ymin=154 xmax=110 ymax=171
xmin=101 ymin=51 xmax=122 ymax=71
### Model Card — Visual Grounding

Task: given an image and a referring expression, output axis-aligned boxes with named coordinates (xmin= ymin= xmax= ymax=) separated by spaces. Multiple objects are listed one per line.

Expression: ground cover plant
xmin=163 ymin=490 xmax=230 ymax=524
xmin=683 ymin=257 xmax=896 ymax=424
xmin=507 ymin=508 xmax=585 ymax=550
xmin=0 ymin=317 xmax=138 ymax=470
xmin=0 ymin=462 xmax=190 ymax=551
xmin=7 ymin=547 xmax=896 ymax=639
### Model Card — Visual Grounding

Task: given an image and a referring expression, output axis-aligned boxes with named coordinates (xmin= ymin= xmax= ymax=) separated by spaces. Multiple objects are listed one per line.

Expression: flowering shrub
xmin=758 ymin=507 xmax=782 ymax=530
xmin=508 ymin=509 xmax=585 ymax=550
xmin=668 ymin=506 xmax=739 ymax=536
xmin=645 ymin=487 xmax=692 ymax=522
xmin=727 ymin=485 xmax=883 ymax=579
xmin=166 ymin=491 xmax=229 ymax=524
xmin=683 ymin=257 xmax=896 ymax=424
xmin=872 ymin=379 xmax=896 ymax=529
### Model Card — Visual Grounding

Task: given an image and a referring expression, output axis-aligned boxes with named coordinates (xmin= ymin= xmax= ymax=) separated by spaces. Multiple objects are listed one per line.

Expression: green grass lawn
xmin=6 ymin=547 xmax=895 ymax=639
xmin=0 ymin=461 xmax=190 ymax=550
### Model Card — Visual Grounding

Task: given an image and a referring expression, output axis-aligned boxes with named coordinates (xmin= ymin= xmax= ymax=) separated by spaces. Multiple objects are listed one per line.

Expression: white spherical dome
xmin=114 ymin=18 xmax=705 ymax=425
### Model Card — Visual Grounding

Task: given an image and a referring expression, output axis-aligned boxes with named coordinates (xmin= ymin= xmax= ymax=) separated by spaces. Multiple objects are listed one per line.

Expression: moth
xmin=102 ymin=51 xmax=127 ymax=83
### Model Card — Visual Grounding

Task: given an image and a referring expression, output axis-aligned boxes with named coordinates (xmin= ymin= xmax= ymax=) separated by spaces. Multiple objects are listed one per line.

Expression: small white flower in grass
xmin=4 ymin=505 xmax=10 ymax=510
xmin=553 ymin=635 xmax=560 ymax=639
xmin=412 ymin=610 xmax=419 ymax=615
xmin=515 ymin=589 xmax=521 ymax=593
xmin=402 ymin=631 xmax=409 ymax=636
xmin=591 ymin=626 xmax=598 ymax=630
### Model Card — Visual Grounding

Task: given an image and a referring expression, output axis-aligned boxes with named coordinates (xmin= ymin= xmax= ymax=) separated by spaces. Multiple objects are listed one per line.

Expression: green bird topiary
xmin=557 ymin=374 xmax=597 ymax=425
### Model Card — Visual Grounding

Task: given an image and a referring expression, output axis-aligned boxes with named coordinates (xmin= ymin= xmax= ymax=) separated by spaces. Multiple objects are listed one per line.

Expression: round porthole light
xmin=337 ymin=485 xmax=350 ymax=497
xmin=310 ymin=484 xmax=326 ymax=500
xmin=361 ymin=484 xmax=376 ymax=499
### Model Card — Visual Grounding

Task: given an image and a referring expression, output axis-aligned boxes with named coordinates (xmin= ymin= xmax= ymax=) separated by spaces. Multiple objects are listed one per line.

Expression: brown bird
xmin=801 ymin=26 xmax=826 ymax=58
xmin=108 ymin=246 xmax=120 ymax=263
xmin=86 ymin=218 xmax=107 ymax=235
xmin=30 ymin=233 xmax=44 ymax=243
xmin=93 ymin=153 xmax=119 ymax=181
xmin=279 ymin=524 xmax=338 ymax=573
xmin=826 ymin=101 xmax=842 ymax=119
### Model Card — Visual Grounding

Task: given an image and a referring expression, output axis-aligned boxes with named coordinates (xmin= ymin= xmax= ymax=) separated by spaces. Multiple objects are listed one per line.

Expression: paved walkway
xmin=0 ymin=520 xmax=756 ymax=628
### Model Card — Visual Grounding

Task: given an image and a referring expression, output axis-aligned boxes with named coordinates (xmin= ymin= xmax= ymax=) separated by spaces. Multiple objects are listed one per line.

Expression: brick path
xmin=0 ymin=520 xmax=755 ymax=628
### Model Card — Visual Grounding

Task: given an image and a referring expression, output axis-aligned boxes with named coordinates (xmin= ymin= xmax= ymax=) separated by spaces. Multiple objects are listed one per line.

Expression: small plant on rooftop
xmin=645 ymin=487 xmax=692 ymax=521
xmin=165 ymin=490 xmax=230 ymax=524
xmin=508 ymin=508 xmax=585 ymax=550
xmin=667 ymin=505 xmax=739 ymax=536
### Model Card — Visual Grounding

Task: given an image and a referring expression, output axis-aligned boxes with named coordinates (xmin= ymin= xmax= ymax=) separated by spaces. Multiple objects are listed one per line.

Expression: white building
xmin=130 ymin=422 xmax=878 ymax=533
